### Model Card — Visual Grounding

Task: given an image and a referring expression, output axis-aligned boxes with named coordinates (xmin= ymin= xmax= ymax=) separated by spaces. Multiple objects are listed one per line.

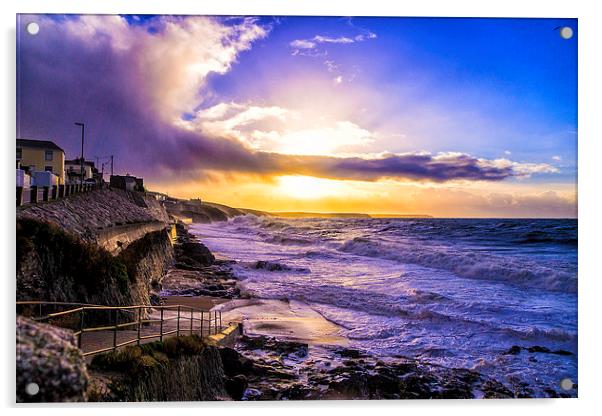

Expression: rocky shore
xmin=156 ymin=223 xmax=241 ymax=302
xmin=160 ymin=222 xmax=568 ymax=400
xmin=218 ymin=335 xmax=523 ymax=400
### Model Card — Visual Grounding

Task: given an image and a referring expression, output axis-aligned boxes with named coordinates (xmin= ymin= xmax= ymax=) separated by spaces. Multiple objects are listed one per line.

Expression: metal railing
xmin=17 ymin=301 xmax=223 ymax=357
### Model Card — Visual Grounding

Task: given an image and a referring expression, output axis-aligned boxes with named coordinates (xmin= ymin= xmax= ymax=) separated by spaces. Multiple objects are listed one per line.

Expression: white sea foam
xmin=190 ymin=217 xmax=578 ymax=396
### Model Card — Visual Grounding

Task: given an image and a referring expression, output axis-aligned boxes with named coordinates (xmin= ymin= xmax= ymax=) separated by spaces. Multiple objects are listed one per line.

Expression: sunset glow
xmin=17 ymin=15 xmax=577 ymax=217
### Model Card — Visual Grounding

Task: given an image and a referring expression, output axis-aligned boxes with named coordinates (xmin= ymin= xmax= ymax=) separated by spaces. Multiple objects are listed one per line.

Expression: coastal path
xmin=17 ymin=301 xmax=225 ymax=357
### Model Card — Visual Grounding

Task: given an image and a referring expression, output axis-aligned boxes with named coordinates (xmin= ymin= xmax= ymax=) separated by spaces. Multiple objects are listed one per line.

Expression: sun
xmin=276 ymin=175 xmax=349 ymax=200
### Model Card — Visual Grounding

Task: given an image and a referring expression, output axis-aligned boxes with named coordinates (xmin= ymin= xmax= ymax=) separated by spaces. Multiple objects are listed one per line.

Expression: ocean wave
xmin=266 ymin=235 xmax=315 ymax=246
xmin=515 ymin=231 xmax=577 ymax=245
xmin=338 ymin=237 xmax=577 ymax=293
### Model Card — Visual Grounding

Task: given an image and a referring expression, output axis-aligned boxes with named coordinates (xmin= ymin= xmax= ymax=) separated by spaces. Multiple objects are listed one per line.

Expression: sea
xmin=191 ymin=216 xmax=577 ymax=397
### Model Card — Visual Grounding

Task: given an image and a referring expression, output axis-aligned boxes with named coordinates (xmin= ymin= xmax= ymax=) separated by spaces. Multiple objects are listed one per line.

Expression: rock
xmin=481 ymin=379 xmax=515 ymax=398
xmin=16 ymin=316 xmax=89 ymax=402
xmin=218 ymin=347 xmax=253 ymax=377
xmin=179 ymin=242 xmax=214 ymax=266
xmin=149 ymin=291 xmax=163 ymax=306
xmin=335 ymin=348 xmax=366 ymax=359
xmin=527 ymin=346 xmax=551 ymax=353
xmin=552 ymin=349 xmax=573 ymax=356
xmin=253 ymin=260 xmax=309 ymax=273
xmin=254 ymin=261 xmax=291 ymax=271
xmin=504 ymin=345 xmax=522 ymax=355
xmin=225 ymin=374 xmax=248 ymax=400
xmin=325 ymin=370 xmax=369 ymax=399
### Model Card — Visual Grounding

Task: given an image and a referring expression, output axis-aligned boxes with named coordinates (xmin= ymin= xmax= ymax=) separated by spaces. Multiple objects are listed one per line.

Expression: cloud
xmin=185 ymin=102 xmax=373 ymax=156
xmin=324 ymin=60 xmax=339 ymax=73
xmin=477 ymin=158 xmax=559 ymax=177
xmin=289 ymin=30 xmax=376 ymax=55
xmin=17 ymin=15 xmax=558 ymax=188
xmin=552 ymin=155 xmax=562 ymax=161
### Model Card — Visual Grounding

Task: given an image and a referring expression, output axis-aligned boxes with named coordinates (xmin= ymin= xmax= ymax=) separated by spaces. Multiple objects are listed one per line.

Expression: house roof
xmin=17 ymin=138 xmax=64 ymax=153
xmin=65 ymin=158 xmax=95 ymax=167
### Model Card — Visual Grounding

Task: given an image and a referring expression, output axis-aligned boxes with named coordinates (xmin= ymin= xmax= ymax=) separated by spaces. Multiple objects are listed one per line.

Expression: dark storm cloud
xmin=16 ymin=15 xmax=532 ymax=184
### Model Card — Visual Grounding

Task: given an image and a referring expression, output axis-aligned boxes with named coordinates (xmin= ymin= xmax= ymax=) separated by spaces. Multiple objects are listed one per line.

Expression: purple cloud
xmin=16 ymin=15 xmax=554 ymax=184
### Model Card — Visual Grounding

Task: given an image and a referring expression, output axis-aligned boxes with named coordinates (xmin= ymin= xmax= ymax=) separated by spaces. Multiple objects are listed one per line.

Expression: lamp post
xmin=74 ymin=122 xmax=85 ymax=184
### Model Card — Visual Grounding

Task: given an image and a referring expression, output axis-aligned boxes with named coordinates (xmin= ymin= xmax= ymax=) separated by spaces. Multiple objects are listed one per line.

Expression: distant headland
xmin=271 ymin=212 xmax=433 ymax=219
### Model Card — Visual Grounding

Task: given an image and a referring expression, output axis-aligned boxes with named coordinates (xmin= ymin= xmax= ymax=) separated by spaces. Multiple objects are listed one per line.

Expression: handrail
xmin=16 ymin=301 xmax=224 ymax=357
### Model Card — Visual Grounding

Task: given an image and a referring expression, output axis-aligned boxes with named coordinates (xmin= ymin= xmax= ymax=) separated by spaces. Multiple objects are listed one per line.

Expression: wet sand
xmin=162 ymin=295 xmax=230 ymax=310
xmin=216 ymin=298 xmax=348 ymax=346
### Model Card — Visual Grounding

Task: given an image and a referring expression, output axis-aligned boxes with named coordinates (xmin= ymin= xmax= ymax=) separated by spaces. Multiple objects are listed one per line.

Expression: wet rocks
xmin=161 ymin=267 xmax=240 ymax=299
xmin=162 ymin=223 xmax=241 ymax=299
xmin=504 ymin=345 xmax=574 ymax=356
xmin=504 ymin=345 xmax=522 ymax=355
xmin=225 ymin=374 xmax=248 ymax=400
xmin=253 ymin=260 xmax=310 ymax=273
xmin=174 ymin=226 xmax=215 ymax=269
xmin=335 ymin=347 xmax=367 ymax=359
xmin=254 ymin=261 xmax=291 ymax=271
xmin=219 ymin=347 xmax=254 ymax=376
xmin=223 ymin=335 xmax=522 ymax=400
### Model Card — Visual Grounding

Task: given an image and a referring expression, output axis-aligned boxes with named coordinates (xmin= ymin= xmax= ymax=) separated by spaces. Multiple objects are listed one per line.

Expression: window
xmin=16 ymin=147 xmax=22 ymax=159
xmin=45 ymin=150 xmax=53 ymax=161
xmin=45 ymin=166 xmax=53 ymax=172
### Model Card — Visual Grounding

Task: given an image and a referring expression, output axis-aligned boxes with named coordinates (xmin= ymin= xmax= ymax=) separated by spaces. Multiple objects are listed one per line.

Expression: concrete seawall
xmin=96 ymin=221 xmax=171 ymax=254
xmin=17 ymin=188 xmax=169 ymax=244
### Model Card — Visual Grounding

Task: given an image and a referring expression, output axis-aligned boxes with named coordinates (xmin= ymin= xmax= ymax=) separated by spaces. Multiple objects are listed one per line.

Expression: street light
xmin=74 ymin=122 xmax=85 ymax=184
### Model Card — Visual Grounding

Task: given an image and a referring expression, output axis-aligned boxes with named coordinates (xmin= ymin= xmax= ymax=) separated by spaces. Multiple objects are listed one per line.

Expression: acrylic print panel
xmin=15 ymin=14 xmax=577 ymax=402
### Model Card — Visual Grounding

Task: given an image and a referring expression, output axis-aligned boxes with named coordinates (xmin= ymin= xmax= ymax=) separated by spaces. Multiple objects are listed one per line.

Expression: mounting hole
xmin=560 ymin=378 xmax=574 ymax=390
xmin=25 ymin=382 xmax=39 ymax=396
xmin=26 ymin=22 xmax=40 ymax=35
xmin=559 ymin=26 xmax=573 ymax=40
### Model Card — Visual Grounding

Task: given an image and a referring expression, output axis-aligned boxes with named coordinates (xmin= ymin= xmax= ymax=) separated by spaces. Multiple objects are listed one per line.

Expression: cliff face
xmin=16 ymin=316 xmax=89 ymax=403
xmin=119 ymin=229 xmax=174 ymax=306
xmin=88 ymin=337 xmax=229 ymax=401
xmin=17 ymin=219 xmax=173 ymax=308
xmin=103 ymin=350 xmax=228 ymax=401
xmin=16 ymin=188 xmax=174 ymax=308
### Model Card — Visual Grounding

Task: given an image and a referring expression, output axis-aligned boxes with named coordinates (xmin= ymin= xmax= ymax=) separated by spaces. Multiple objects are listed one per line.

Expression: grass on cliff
xmin=90 ymin=335 xmax=205 ymax=375
xmin=16 ymin=218 xmax=130 ymax=300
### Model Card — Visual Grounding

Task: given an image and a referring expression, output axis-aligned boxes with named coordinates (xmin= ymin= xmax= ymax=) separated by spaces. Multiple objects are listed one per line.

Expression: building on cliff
xmin=65 ymin=158 xmax=100 ymax=184
xmin=110 ymin=174 xmax=144 ymax=192
xmin=16 ymin=138 xmax=65 ymax=184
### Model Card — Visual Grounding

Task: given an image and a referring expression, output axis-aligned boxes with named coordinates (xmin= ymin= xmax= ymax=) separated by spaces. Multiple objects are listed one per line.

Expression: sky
xmin=16 ymin=15 xmax=577 ymax=217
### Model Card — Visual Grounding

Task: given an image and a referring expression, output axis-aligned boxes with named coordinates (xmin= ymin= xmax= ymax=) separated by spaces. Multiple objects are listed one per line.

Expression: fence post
xmin=51 ymin=185 xmax=58 ymax=200
xmin=16 ymin=187 xmax=23 ymax=206
xmin=58 ymin=184 xmax=65 ymax=198
xmin=78 ymin=308 xmax=84 ymax=349
xmin=137 ymin=306 xmax=142 ymax=345
xmin=159 ymin=308 xmax=164 ymax=342
xmin=190 ymin=309 xmax=193 ymax=335
xmin=200 ymin=311 xmax=204 ymax=336
xmin=219 ymin=311 xmax=222 ymax=332
xmin=30 ymin=186 xmax=38 ymax=204
xmin=113 ymin=309 xmax=117 ymax=351
xmin=176 ymin=306 xmax=180 ymax=337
